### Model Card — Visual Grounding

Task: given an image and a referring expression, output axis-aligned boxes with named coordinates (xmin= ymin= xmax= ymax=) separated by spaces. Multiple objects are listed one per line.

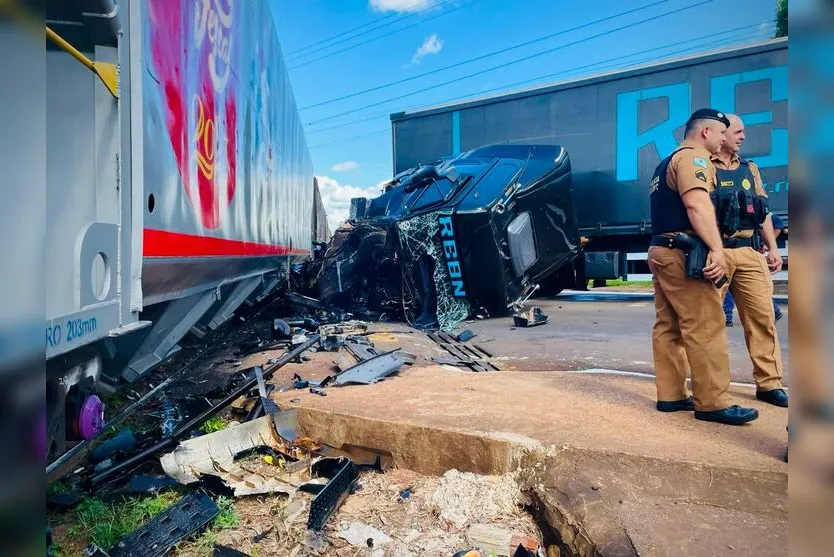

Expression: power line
xmin=307 ymin=28 xmax=775 ymax=151
xmin=289 ymin=0 xmax=478 ymax=70
xmin=287 ymin=12 xmax=401 ymax=57
xmin=305 ymin=21 xmax=771 ymax=135
xmin=309 ymin=129 xmax=391 ymax=150
xmin=305 ymin=0 xmax=714 ymax=125
xmin=299 ymin=0 xmax=673 ymax=110
xmin=287 ymin=0 xmax=450 ymax=61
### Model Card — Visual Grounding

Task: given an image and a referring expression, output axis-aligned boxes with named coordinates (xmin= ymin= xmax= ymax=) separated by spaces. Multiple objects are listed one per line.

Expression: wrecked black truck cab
xmin=314 ymin=144 xmax=581 ymax=330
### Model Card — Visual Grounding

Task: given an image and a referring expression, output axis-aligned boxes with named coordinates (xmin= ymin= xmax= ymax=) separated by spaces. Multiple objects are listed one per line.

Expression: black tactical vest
xmin=650 ymin=147 xmax=695 ymax=235
xmin=714 ymin=160 xmax=766 ymax=234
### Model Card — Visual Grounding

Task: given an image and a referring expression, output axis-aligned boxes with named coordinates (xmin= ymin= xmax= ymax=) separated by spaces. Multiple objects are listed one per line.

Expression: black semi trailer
xmin=390 ymin=39 xmax=788 ymax=287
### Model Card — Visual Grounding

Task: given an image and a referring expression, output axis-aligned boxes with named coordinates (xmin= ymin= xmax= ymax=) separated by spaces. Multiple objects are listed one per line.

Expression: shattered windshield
xmin=403 ymin=162 xmax=485 ymax=214
xmin=456 ymin=161 xmax=523 ymax=212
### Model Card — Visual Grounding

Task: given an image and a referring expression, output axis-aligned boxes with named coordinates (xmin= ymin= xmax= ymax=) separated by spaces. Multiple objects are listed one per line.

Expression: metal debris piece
xmin=285 ymin=292 xmax=326 ymax=311
xmin=254 ymin=367 xmax=280 ymax=415
xmin=90 ymin=428 xmax=137 ymax=463
xmin=160 ymin=416 xmax=281 ymax=484
xmin=319 ymin=443 xmax=394 ymax=471
xmin=272 ymin=319 xmax=292 ymax=341
xmin=427 ymin=332 xmax=499 ymax=372
xmin=303 ymin=457 xmax=360 ymax=531
xmin=213 ymin=545 xmax=250 ymax=557
xmin=126 ymin=475 xmax=179 ymax=494
xmin=47 ymin=490 xmax=87 ymax=510
xmin=108 ymin=492 xmax=219 ymax=557
xmin=512 ymin=306 xmax=548 ymax=328
xmin=344 ymin=341 xmax=378 ymax=362
xmin=333 ymin=350 xmax=406 ymax=386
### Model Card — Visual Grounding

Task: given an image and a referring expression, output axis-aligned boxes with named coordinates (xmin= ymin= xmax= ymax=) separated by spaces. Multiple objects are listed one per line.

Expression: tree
xmin=775 ymin=0 xmax=787 ymax=38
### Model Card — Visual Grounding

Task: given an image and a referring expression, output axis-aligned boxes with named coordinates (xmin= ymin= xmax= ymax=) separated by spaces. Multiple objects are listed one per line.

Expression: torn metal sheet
xmin=207 ymin=462 xmax=296 ymax=498
xmin=333 ymin=350 xmax=406 ymax=386
xmin=160 ymin=416 xmax=282 ymax=484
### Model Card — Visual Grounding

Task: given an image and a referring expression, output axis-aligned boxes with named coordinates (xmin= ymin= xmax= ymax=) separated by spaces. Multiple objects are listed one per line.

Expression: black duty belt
xmin=723 ymin=236 xmax=754 ymax=249
xmin=650 ymin=235 xmax=687 ymax=250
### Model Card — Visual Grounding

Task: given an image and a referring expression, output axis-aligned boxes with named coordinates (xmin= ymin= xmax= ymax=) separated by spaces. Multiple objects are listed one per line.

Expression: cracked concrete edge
xmin=292 ymin=407 xmax=787 ymax=556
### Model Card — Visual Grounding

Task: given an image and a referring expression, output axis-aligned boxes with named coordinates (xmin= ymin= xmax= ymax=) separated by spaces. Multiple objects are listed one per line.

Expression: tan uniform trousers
xmin=648 ymin=246 xmax=731 ymax=411
xmin=720 ymin=246 xmax=783 ymax=392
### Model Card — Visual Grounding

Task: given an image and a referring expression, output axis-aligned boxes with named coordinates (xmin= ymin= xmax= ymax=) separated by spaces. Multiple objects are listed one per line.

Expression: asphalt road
xmin=465 ymin=291 xmax=789 ymax=386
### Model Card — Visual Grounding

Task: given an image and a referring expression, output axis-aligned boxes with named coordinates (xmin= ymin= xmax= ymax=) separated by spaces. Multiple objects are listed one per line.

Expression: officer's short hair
xmin=684 ymin=118 xmax=710 ymax=138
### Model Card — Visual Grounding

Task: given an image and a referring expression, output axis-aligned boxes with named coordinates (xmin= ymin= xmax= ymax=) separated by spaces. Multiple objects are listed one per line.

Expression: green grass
xmin=47 ymin=479 xmax=73 ymax=497
xmin=604 ymin=279 xmax=653 ymax=287
xmin=69 ymin=491 xmax=182 ymax=550
xmin=53 ymin=492 xmax=239 ymax=556
xmin=200 ymin=415 xmax=227 ymax=434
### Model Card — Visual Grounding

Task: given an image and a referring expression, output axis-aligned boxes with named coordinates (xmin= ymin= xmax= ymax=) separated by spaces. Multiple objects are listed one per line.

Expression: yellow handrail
xmin=45 ymin=25 xmax=119 ymax=99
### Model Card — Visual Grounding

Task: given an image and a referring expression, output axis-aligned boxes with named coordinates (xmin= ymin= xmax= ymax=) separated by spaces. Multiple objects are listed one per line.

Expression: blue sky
xmin=269 ymin=0 xmax=780 ymax=227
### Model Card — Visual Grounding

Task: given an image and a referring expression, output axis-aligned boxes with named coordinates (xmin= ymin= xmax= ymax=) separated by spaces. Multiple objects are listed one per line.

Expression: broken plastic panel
xmin=398 ymin=212 xmax=470 ymax=331
xmin=108 ymin=492 xmax=219 ymax=557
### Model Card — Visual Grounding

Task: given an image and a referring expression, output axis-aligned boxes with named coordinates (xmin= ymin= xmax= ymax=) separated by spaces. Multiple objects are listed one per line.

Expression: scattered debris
xmin=303 ymin=457 xmax=360 ymax=531
xmin=338 ymin=521 xmax=392 ymax=548
xmin=108 ymin=491 xmax=219 ymax=557
xmin=513 ymin=306 xmax=548 ymax=328
xmin=92 ymin=336 xmax=320 ymax=486
xmin=457 ymin=329 xmax=476 ymax=342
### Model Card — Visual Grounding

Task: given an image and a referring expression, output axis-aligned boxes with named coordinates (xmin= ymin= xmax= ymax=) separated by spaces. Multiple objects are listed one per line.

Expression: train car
xmin=44 ymin=0 xmax=316 ymax=458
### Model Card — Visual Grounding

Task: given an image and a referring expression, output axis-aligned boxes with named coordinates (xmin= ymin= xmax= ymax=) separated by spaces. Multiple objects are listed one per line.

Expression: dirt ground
xmin=189 ymin=467 xmax=542 ymax=557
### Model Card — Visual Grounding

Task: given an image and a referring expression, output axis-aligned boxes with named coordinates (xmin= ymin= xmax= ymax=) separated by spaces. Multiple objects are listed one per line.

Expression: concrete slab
xmin=271 ymin=366 xmax=787 ymax=556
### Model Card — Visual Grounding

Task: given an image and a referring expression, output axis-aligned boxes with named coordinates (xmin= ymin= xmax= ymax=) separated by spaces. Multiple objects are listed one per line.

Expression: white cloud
xmin=316 ymin=175 xmax=384 ymax=230
xmin=411 ymin=33 xmax=443 ymax=65
xmin=370 ymin=0 xmax=433 ymax=13
xmin=330 ymin=161 xmax=360 ymax=172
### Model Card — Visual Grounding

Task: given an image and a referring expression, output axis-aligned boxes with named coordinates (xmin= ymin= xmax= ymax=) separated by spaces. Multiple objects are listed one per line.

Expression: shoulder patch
xmin=695 ymin=169 xmax=707 ymax=183
xmin=693 ymin=157 xmax=708 ymax=168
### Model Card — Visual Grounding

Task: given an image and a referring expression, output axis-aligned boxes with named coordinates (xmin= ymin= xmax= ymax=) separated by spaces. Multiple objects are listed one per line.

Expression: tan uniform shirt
xmin=711 ymin=153 xmax=767 ymax=239
xmin=665 ymin=139 xmax=717 ymax=197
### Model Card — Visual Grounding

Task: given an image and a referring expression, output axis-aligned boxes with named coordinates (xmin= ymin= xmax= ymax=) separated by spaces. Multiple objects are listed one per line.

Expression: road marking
xmin=570 ymin=368 xmax=765 ymax=390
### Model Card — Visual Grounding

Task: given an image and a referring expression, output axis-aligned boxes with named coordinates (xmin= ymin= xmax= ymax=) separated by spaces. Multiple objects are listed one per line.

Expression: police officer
xmin=711 ymin=114 xmax=787 ymax=407
xmin=648 ymin=108 xmax=758 ymax=425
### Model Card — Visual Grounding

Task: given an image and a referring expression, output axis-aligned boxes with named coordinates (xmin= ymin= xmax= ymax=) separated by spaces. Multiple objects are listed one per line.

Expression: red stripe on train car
xmin=143 ymin=229 xmax=311 ymax=258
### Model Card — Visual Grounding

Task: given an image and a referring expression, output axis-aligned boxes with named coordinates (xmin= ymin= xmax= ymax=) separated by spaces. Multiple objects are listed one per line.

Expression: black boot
xmin=695 ymin=405 xmax=759 ymax=425
xmin=656 ymin=397 xmax=695 ymax=412
xmin=756 ymin=388 xmax=788 ymax=408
